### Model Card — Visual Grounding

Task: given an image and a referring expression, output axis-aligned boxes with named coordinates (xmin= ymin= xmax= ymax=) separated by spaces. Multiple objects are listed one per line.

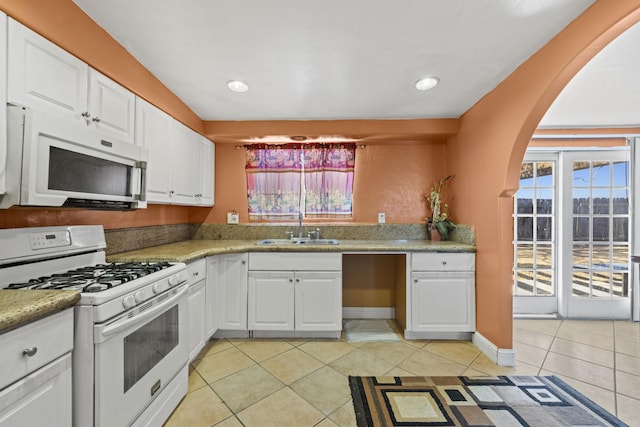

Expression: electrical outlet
xmin=227 ymin=212 xmax=239 ymax=224
xmin=378 ymin=212 xmax=386 ymax=223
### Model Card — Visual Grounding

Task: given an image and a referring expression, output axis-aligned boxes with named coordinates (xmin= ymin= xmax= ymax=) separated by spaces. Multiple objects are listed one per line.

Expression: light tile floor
xmin=164 ymin=319 xmax=640 ymax=426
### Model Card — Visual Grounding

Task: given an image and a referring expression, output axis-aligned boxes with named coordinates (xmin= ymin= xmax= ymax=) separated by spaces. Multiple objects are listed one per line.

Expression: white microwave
xmin=0 ymin=105 xmax=147 ymax=210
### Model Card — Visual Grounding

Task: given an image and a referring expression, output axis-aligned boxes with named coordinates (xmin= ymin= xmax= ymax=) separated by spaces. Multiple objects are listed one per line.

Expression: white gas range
xmin=0 ymin=225 xmax=189 ymax=427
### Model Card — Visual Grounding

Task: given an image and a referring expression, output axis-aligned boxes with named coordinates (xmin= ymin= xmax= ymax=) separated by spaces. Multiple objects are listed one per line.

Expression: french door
xmin=514 ymin=148 xmax=631 ymax=319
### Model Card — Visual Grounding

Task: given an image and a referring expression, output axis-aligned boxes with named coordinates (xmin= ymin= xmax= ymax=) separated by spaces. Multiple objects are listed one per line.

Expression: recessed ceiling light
xmin=415 ymin=77 xmax=439 ymax=91
xmin=227 ymin=80 xmax=249 ymax=93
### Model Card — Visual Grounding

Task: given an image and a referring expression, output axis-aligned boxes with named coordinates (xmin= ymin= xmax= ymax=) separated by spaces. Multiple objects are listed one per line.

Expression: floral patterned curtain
xmin=245 ymin=143 xmax=355 ymax=220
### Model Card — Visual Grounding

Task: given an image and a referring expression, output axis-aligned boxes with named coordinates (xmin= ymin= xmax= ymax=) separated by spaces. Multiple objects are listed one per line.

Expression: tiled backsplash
xmin=106 ymin=223 xmax=475 ymax=254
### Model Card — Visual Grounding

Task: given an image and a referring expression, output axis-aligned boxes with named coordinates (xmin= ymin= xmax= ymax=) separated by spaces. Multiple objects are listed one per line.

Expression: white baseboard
xmin=472 ymin=331 xmax=516 ymax=367
xmin=342 ymin=307 xmax=395 ymax=319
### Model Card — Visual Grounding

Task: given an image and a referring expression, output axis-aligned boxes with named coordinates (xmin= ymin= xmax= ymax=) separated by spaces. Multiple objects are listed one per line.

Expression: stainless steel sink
xmin=256 ymin=238 xmax=339 ymax=245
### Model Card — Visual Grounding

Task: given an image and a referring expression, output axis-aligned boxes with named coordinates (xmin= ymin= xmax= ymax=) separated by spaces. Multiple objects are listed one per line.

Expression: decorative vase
xmin=430 ymin=226 xmax=441 ymax=241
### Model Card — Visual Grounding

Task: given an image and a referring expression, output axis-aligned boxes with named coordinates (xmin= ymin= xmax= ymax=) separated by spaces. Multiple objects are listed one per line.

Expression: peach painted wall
xmin=446 ymin=0 xmax=640 ymax=350
xmin=190 ymin=142 xmax=447 ymax=225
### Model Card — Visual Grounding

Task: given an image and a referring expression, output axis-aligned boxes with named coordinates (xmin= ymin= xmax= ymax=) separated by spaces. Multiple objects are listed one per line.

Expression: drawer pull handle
xmin=22 ymin=347 xmax=38 ymax=357
xmin=193 ymin=272 xmax=199 ymax=276
xmin=442 ymin=261 xmax=447 ymax=265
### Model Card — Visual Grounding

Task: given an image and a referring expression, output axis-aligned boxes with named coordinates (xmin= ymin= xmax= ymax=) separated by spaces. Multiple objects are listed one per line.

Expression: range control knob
xmin=122 ymin=295 xmax=136 ymax=309
xmin=168 ymin=274 xmax=180 ymax=286
xmin=153 ymin=282 xmax=165 ymax=294
xmin=134 ymin=290 xmax=146 ymax=303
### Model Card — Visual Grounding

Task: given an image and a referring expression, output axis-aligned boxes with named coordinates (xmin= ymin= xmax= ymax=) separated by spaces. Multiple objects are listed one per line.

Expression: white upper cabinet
xmin=7 ymin=18 xmax=135 ymax=144
xmin=171 ymin=121 xmax=199 ymax=205
xmin=196 ymin=136 xmax=215 ymax=206
xmin=135 ymin=97 xmax=173 ymax=203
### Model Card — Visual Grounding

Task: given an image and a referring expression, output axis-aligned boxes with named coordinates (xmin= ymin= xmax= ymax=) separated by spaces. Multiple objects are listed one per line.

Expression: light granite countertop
xmin=107 ymin=239 xmax=476 ymax=264
xmin=0 ymin=290 xmax=80 ymax=333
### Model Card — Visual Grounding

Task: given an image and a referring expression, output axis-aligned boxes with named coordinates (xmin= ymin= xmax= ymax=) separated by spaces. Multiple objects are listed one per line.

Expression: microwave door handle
xmin=135 ymin=160 xmax=147 ymax=202
xmin=97 ymin=284 xmax=187 ymax=340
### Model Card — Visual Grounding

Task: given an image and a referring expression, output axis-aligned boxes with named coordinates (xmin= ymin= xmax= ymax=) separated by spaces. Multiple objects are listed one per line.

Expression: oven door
xmin=93 ymin=284 xmax=188 ymax=427
xmin=7 ymin=105 xmax=147 ymax=209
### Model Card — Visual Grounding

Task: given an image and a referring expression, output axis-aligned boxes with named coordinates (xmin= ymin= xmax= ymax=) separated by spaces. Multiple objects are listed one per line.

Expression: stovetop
xmin=7 ymin=262 xmax=174 ymax=293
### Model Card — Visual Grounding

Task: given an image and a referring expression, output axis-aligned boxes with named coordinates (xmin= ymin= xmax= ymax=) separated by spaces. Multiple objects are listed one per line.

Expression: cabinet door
xmin=87 ymin=69 xmax=135 ymax=144
xmin=295 ymin=271 xmax=342 ymax=331
xmin=187 ymin=280 xmax=206 ymax=361
xmin=170 ymin=122 xmax=198 ymax=205
xmin=217 ymin=253 xmax=248 ymax=330
xmin=411 ymin=272 xmax=475 ymax=332
xmin=0 ymin=353 xmax=72 ymax=427
xmin=205 ymin=256 xmax=218 ymax=337
xmin=7 ymin=18 xmax=88 ymax=121
xmin=248 ymin=271 xmax=295 ymax=331
xmin=196 ymin=136 xmax=215 ymax=206
xmin=135 ymin=97 xmax=173 ymax=203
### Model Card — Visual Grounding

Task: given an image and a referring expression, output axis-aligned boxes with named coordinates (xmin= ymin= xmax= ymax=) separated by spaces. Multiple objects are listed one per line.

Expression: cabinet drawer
xmin=249 ymin=252 xmax=341 ymax=271
xmin=187 ymin=258 xmax=206 ymax=283
xmin=0 ymin=308 xmax=73 ymax=389
xmin=411 ymin=252 xmax=475 ymax=271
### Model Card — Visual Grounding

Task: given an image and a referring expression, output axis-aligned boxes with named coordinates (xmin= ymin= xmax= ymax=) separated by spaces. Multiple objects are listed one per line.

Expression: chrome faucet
xmin=298 ymin=212 xmax=304 ymax=238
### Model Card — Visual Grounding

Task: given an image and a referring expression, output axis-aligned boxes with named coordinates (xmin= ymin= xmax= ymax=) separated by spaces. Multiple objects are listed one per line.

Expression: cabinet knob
xmin=92 ymin=116 xmax=101 ymax=123
xmin=193 ymin=272 xmax=199 ymax=277
xmin=295 ymin=278 xmax=300 ymax=282
xmin=442 ymin=261 xmax=447 ymax=265
xmin=414 ymin=279 xmax=418 ymax=283
xmin=81 ymin=111 xmax=90 ymax=118
xmin=22 ymin=347 xmax=38 ymax=357
xmin=241 ymin=260 xmax=246 ymax=265
xmin=289 ymin=278 xmax=294 ymax=282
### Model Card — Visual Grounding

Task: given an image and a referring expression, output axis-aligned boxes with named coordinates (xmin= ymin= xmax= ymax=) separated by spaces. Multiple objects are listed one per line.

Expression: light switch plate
xmin=378 ymin=212 xmax=386 ymax=223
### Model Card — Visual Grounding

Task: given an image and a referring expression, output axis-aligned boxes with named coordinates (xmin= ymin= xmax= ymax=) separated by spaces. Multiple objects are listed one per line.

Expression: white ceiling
xmin=70 ymin=0 xmax=635 ymax=128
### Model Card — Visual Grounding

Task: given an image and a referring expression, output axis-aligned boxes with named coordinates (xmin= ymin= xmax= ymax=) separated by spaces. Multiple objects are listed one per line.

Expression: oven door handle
xmin=97 ymin=285 xmax=188 ymax=340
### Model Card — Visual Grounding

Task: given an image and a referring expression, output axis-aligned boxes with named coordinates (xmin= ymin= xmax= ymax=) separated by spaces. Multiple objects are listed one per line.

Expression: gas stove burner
xmin=7 ymin=261 xmax=174 ymax=293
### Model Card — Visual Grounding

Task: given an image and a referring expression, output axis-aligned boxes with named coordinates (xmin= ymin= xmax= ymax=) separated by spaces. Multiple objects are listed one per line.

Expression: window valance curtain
xmin=245 ymin=143 xmax=356 ymax=220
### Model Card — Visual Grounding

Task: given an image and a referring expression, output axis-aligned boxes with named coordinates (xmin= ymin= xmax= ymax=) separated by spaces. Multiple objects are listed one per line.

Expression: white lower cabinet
xmin=0 ymin=309 xmax=73 ymax=427
xmin=248 ymin=252 xmax=342 ymax=336
xmin=408 ymin=252 xmax=476 ymax=338
xmin=186 ymin=259 xmax=207 ymax=361
xmin=212 ymin=253 xmax=248 ymax=331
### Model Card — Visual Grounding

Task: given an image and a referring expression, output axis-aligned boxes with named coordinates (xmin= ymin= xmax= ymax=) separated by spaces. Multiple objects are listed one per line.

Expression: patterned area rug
xmin=349 ymin=375 xmax=628 ymax=426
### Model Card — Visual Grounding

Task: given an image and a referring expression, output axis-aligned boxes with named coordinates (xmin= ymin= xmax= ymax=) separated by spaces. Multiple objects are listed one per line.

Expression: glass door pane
xmin=563 ymin=152 xmax=630 ymax=319
xmin=513 ymin=158 xmax=557 ymax=314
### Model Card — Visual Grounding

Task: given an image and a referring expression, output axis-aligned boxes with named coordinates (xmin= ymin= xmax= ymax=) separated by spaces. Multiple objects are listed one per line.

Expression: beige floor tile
xmin=164 ymin=386 xmax=231 ymax=427
xmin=193 ymin=347 xmax=256 ymax=383
xmin=235 ymin=339 xmax=294 ymax=362
xmin=616 ymin=337 xmax=640 ymax=358
xmin=616 ymin=393 xmax=640 ymax=426
xmin=614 ymin=321 xmax=640 ymax=343
xmin=385 ymin=367 xmax=416 ymax=377
xmin=513 ymin=340 xmax=548 ymax=367
xmin=315 ymin=418 xmax=339 ymax=426
xmin=298 ymin=340 xmax=356 ymax=364
xmin=559 ymin=320 xmax=614 ymax=337
xmin=211 ymin=364 xmax=284 ymax=412
xmin=328 ymin=401 xmax=357 ymax=427
xmin=542 ymin=351 xmax=614 ymax=390
xmin=291 ymin=366 xmax=351 ymax=415
xmin=329 ymin=348 xmax=395 ymax=377
xmin=213 ymin=415 xmax=244 ymax=427
xmin=462 ymin=367 xmax=492 ymax=376
xmin=513 ymin=318 xmax=561 ymax=336
xmin=237 ymin=387 xmax=324 ymax=427
xmin=358 ymin=341 xmax=418 ymax=365
xmin=187 ymin=365 xmax=207 ymax=393
xmin=615 ymin=370 xmax=640 ymax=399
xmin=549 ymin=337 xmax=614 ymax=367
xmin=555 ymin=327 xmax=615 ymax=350
xmin=398 ymin=349 xmax=467 ymax=376
xmin=468 ymin=353 xmax=540 ymax=376
xmin=616 ymin=352 xmax=640 ymax=376
xmin=404 ymin=339 xmax=431 ymax=349
xmin=540 ymin=370 xmax=616 ymax=415
xmin=513 ymin=327 xmax=555 ymax=350
xmin=423 ymin=341 xmax=481 ymax=366
xmin=195 ymin=339 xmax=235 ymax=360
xmin=261 ymin=348 xmax=324 ymax=384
